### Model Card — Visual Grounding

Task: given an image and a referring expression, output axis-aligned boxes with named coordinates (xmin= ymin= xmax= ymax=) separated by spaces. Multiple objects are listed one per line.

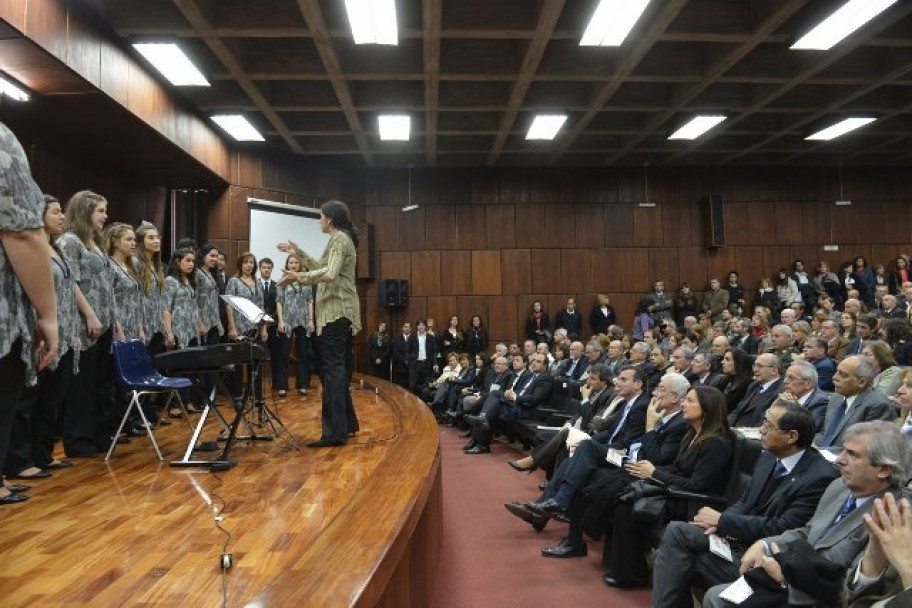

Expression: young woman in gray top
xmin=164 ymin=248 xmax=202 ymax=350
xmin=106 ymin=223 xmax=144 ymax=341
xmin=195 ymin=243 xmax=223 ymax=345
xmin=276 ymin=253 xmax=315 ymax=396
xmin=225 ymin=252 xmax=267 ymax=402
xmin=135 ymin=221 xmax=166 ymax=354
xmin=58 ymin=190 xmax=115 ymax=458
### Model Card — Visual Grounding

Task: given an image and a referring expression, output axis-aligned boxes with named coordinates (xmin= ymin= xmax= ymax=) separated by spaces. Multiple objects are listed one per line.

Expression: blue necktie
xmin=773 ymin=461 xmax=788 ymax=479
xmin=833 ymin=496 xmax=857 ymax=526
xmin=822 ymin=400 xmax=848 ymax=446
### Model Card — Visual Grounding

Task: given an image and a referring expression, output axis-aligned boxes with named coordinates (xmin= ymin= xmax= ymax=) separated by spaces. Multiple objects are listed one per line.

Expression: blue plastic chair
xmin=107 ymin=340 xmax=193 ymax=461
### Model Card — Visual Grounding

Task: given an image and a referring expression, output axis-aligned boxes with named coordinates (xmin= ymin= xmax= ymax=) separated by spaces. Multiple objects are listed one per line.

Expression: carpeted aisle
xmin=430 ymin=427 xmax=652 ymax=607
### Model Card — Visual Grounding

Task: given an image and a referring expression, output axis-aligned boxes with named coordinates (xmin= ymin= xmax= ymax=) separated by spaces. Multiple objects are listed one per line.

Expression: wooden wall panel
xmin=396 ymin=207 xmax=427 ymax=251
xmin=530 ymin=249 xmax=562 ymax=294
xmin=439 ymin=251 xmax=471 ymax=296
xmin=485 ymin=205 xmax=516 ymax=249
xmin=633 ymin=206 xmax=663 ymax=245
xmin=487 ymin=296 xmax=519 ymax=344
xmin=410 ymin=251 xmax=441 ymax=297
xmin=455 ymin=297 xmax=488 ymax=329
xmin=514 ymin=204 xmax=546 ymax=249
xmin=501 ymin=249 xmax=532 ymax=295
xmin=380 ymin=252 xmax=411 ymax=282
xmin=724 ymin=201 xmax=749 ymax=246
xmin=560 ymin=249 xmax=592 ymax=295
xmin=746 ymin=201 xmax=778 ymax=245
xmin=470 ymin=250 xmax=502 ymax=295
xmin=573 ymin=203 xmax=606 ymax=248
xmin=455 ymin=205 xmax=488 ymax=251
xmin=425 ymin=206 xmax=457 ymax=250
xmin=604 ymin=203 xmax=635 ymax=246
xmin=649 ymin=248 xmax=679 ymax=289
xmin=775 ymin=202 xmax=804 ymax=244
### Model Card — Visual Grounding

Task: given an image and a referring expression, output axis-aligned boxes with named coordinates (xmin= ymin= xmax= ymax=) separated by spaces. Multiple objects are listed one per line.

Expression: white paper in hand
xmin=708 ymin=534 xmax=734 ymax=562
xmin=719 ymin=576 xmax=754 ymax=604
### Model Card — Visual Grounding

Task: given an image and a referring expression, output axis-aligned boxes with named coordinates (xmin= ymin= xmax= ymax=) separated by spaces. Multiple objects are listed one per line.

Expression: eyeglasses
xmin=759 ymin=420 xmax=784 ymax=432
xmin=753 ymin=363 xmax=778 ymax=369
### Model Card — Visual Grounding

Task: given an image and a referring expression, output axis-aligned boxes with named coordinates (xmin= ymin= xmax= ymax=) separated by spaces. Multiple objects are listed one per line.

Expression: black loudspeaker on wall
xmin=708 ymin=194 xmax=726 ymax=248
xmin=378 ymin=279 xmax=409 ymax=308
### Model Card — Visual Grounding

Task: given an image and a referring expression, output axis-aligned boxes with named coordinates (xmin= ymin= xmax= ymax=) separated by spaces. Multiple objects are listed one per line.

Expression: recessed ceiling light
xmin=379 ymin=114 xmax=410 ymax=141
xmin=344 ymin=0 xmax=398 ymax=45
xmin=580 ymin=0 xmax=651 ymax=47
xmin=133 ymin=43 xmax=210 ymax=86
xmin=526 ymin=115 xmax=568 ymax=140
xmin=791 ymin=0 xmax=898 ymax=51
xmin=668 ymin=115 xmax=727 ymax=140
xmin=805 ymin=117 xmax=876 ymax=141
xmin=211 ymin=115 xmax=265 ymax=142
xmin=0 ymin=74 xmax=29 ymax=101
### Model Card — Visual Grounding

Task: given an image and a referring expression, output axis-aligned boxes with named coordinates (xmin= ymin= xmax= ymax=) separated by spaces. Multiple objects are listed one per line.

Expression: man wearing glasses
xmin=728 ymin=353 xmax=783 ymax=427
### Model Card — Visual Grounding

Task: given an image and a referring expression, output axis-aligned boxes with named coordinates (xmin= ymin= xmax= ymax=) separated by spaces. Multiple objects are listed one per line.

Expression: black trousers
xmin=530 ymin=426 xmax=571 ymax=478
xmin=409 ymin=359 xmax=433 ymax=396
xmin=266 ymin=325 xmax=288 ymax=390
xmin=0 ymin=341 xmax=26 ymax=480
xmin=317 ymin=318 xmax=358 ymax=442
xmin=63 ymin=329 xmax=113 ymax=456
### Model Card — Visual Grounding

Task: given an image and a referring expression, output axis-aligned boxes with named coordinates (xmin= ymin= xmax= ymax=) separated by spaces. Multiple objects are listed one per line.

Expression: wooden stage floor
xmin=0 ymin=377 xmax=441 ymax=607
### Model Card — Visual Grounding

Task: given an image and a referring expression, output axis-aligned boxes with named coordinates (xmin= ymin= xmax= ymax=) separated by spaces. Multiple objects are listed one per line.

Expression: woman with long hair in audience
xmin=775 ymin=268 xmax=800 ymax=311
xmin=525 ymin=299 xmax=551 ymax=342
xmin=791 ymin=319 xmax=811 ymax=350
xmin=863 ymin=340 xmax=904 ymax=398
xmin=853 ymin=255 xmax=875 ymax=306
xmin=465 ymin=315 xmax=488 ymax=359
xmin=753 ymin=277 xmax=780 ymax=313
xmin=896 ymin=368 xmax=912 ymax=438
xmin=590 ymin=293 xmax=616 ymax=336
xmin=888 ymin=256 xmax=910 ymax=295
xmin=4 ymin=196 xmax=81 ymax=484
xmin=225 ymin=252 xmax=268 ymax=403
xmin=602 ymin=386 xmax=734 ymax=587
xmin=840 ymin=310 xmax=858 ymax=341
xmin=445 ymin=353 xmax=487 ymax=425
xmin=631 ymin=297 xmax=654 ymax=342
xmin=672 ymin=283 xmax=699 ymax=327
xmin=368 ymin=321 xmax=391 ymax=381
xmin=58 ymin=190 xmax=116 ymax=458
xmin=441 ymin=315 xmax=464 ymax=359
xmin=719 ymin=348 xmax=753 ymax=412
xmin=884 ymin=318 xmax=912 ymax=366
xmin=276 ymin=253 xmax=314 ymax=396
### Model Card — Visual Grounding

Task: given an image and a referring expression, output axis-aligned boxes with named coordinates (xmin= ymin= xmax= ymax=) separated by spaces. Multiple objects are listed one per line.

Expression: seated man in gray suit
xmin=816 ymin=355 xmax=897 ymax=450
xmin=703 ymin=421 xmax=912 ymax=607
xmin=779 ymin=361 xmax=831 ymax=434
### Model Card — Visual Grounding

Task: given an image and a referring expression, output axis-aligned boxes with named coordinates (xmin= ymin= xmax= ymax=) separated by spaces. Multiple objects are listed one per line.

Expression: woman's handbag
xmin=617 ymin=479 xmax=668 ymax=524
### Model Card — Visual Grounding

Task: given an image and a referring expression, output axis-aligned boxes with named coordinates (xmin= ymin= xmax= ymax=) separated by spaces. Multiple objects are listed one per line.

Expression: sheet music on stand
xmin=220 ymin=294 xmax=274 ymax=325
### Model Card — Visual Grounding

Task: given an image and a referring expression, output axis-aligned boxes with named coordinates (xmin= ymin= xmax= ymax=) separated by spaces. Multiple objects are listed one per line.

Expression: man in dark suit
xmin=455 ymin=355 xmax=515 ymax=425
xmin=816 ymin=355 xmax=897 ymax=449
xmin=554 ymin=297 xmax=582 ymax=341
xmin=779 ymin=360 xmax=831 ymax=433
xmin=690 ymin=352 xmax=724 ymax=388
xmin=730 ymin=317 xmax=759 ymax=355
xmin=652 ymin=402 xmax=838 ymax=607
xmin=391 ymin=321 xmax=411 ymax=388
xmin=728 ymin=353 xmax=783 ymax=427
xmin=821 ymin=318 xmax=850 ymax=361
xmin=802 ymin=336 xmax=835 ymax=392
xmin=463 ymin=354 xmax=552 ymax=454
xmin=259 ymin=258 xmax=282 ymax=390
xmin=845 ymin=313 xmax=878 ymax=357
xmin=703 ymin=421 xmax=912 ymax=607
xmin=407 ymin=319 xmax=438 ymax=396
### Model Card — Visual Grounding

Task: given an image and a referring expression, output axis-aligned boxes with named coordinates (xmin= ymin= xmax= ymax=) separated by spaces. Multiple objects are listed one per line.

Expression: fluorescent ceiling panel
xmin=791 ymin=0 xmax=898 ymax=51
xmin=133 ymin=43 xmax=210 ymax=86
xmin=0 ymin=74 xmax=29 ymax=101
xmin=526 ymin=115 xmax=568 ymax=140
xmin=344 ymin=0 xmax=398 ymax=45
xmin=211 ymin=115 xmax=265 ymax=141
xmin=379 ymin=114 xmax=410 ymax=141
xmin=668 ymin=115 xmax=726 ymax=140
xmin=580 ymin=0 xmax=651 ymax=46
xmin=805 ymin=117 xmax=876 ymax=141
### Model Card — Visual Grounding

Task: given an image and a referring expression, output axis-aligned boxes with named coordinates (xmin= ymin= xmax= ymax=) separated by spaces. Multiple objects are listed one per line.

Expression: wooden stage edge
xmin=0 ymin=374 xmax=442 ymax=608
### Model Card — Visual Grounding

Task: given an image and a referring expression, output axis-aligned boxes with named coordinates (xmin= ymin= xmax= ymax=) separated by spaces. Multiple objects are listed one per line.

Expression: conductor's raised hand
xmin=276 ymin=240 xmax=299 ymax=253
xmin=276 ymin=267 xmax=298 ymax=287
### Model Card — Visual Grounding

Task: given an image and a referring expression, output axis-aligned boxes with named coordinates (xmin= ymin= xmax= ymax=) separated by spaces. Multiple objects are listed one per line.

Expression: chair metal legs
xmin=105 ymin=389 xmax=164 ymax=461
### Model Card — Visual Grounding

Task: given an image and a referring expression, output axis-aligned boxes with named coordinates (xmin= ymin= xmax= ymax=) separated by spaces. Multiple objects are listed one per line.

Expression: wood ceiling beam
xmin=486 ymin=0 xmax=566 ymax=166
xmin=423 ymin=0 xmax=443 ymax=164
xmin=295 ymin=0 xmax=373 ymax=166
xmin=172 ymin=0 xmax=303 ymax=153
xmin=601 ymin=0 xmax=810 ymax=165
xmin=549 ymin=0 xmax=689 ymax=163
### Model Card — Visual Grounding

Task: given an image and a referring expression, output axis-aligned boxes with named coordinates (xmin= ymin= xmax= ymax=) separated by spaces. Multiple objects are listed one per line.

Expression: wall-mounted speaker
xmin=708 ymin=194 xmax=726 ymax=248
xmin=378 ymin=279 xmax=409 ymax=308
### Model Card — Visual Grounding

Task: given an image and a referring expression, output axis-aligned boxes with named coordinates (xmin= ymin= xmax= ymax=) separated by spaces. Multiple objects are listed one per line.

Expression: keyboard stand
xmin=170 ymin=371 xmax=240 ymax=469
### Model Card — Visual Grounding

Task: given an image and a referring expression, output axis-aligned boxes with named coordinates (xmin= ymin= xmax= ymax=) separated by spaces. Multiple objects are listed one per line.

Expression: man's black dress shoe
xmin=0 ymin=493 xmax=29 ymax=505
xmin=526 ymin=498 xmax=567 ymax=520
xmin=306 ymin=438 xmax=345 ymax=448
xmin=5 ymin=484 xmax=30 ymax=493
xmin=542 ymin=540 xmax=587 ymax=558
xmin=464 ymin=445 xmax=490 ymax=454
xmin=504 ymin=501 xmax=548 ymax=531
xmin=9 ymin=470 xmax=52 ymax=480
xmin=462 ymin=440 xmax=477 ymax=451
xmin=603 ymin=574 xmax=646 ymax=589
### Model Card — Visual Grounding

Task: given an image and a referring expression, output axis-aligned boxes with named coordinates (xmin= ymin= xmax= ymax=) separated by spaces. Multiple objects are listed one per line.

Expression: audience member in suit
xmin=816 ymin=356 xmax=897 ymax=449
xmin=455 ymin=355 xmax=516 ymax=427
xmin=877 ymin=294 xmax=907 ymax=320
xmin=728 ymin=353 xmax=783 ymax=427
xmin=690 ymin=351 xmax=725 ymax=388
xmin=846 ymin=313 xmax=879 ymax=357
xmin=407 ymin=319 xmax=438 ymax=396
xmin=730 ymin=317 xmax=759 ymax=355
xmin=652 ymin=402 xmax=839 ymax=607
xmin=553 ymin=341 xmax=589 ymax=391
xmin=604 ymin=340 xmax=627 ymax=377
xmin=505 ymin=364 xmax=614 ymax=480
xmin=719 ymin=348 xmax=754 ymax=413
xmin=602 ymin=386 xmax=735 ymax=587
xmin=589 ymin=293 xmax=616 ymax=337
xmin=821 ymin=318 xmax=851 ymax=361
xmin=391 ymin=321 xmax=411 ymax=388
xmin=843 ymin=493 xmax=912 ymax=608
xmin=802 ymin=336 xmax=836 ymax=392
xmin=703 ymin=278 xmax=731 ymax=323
xmin=779 ymin=360 xmax=831 ymax=434
xmin=521 ymin=367 xmax=652 ymax=513
xmin=554 ymin=297 xmax=582 ymax=341
xmin=367 ymin=321 xmax=391 ymax=381
xmin=463 ymin=354 xmax=552 ymax=454
xmin=646 ymin=280 xmax=674 ymax=325
xmin=669 ymin=346 xmax=698 ymax=383
xmin=258 ymin=259 xmax=285 ymax=395
xmin=703 ymin=421 xmax=912 ymax=607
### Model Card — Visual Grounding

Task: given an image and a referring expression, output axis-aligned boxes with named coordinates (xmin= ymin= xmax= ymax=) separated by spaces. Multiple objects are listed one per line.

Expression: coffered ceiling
xmin=76 ymin=0 xmax=912 ymax=167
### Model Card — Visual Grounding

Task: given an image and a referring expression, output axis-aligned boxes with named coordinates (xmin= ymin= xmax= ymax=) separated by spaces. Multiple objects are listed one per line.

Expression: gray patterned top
xmin=0 ymin=122 xmax=44 ymax=384
xmin=57 ymin=232 xmax=116 ymax=349
xmin=50 ymin=255 xmax=80 ymax=373
xmin=195 ymin=268 xmax=222 ymax=335
xmin=141 ymin=266 xmax=166 ymax=338
xmin=279 ymin=283 xmax=313 ymax=330
xmin=226 ymin=276 xmax=263 ymax=336
xmin=110 ymin=260 xmax=144 ymax=340
xmin=165 ymin=276 xmax=200 ymax=348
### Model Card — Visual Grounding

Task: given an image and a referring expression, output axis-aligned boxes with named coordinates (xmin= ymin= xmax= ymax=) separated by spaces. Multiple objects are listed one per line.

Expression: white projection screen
xmin=247 ymin=198 xmax=330 ymax=270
